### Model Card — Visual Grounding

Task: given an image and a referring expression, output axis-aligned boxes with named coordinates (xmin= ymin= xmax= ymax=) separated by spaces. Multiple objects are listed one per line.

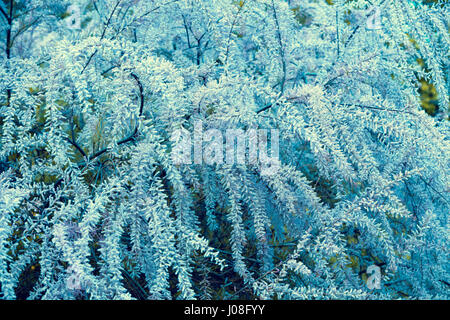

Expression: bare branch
xmin=224 ymin=0 xmax=247 ymax=65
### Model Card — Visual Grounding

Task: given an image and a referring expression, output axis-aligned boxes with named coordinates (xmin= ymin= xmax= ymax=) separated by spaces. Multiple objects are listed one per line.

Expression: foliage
xmin=0 ymin=0 xmax=448 ymax=299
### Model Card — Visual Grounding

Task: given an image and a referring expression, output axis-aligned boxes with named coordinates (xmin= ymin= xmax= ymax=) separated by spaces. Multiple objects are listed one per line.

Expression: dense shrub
xmin=0 ymin=0 xmax=448 ymax=299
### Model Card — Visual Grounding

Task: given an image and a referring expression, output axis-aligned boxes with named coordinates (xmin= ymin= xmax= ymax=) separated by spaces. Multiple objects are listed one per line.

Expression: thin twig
xmin=271 ymin=0 xmax=286 ymax=94
xmin=54 ymin=72 xmax=145 ymax=189
xmin=418 ymin=176 xmax=449 ymax=205
xmin=5 ymin=0 xmax=13 ymax=109
xmin=92 ymin=0 xmax=106 ymax=25
xmin=81 ymin=0 xmax=122 ymax=74
xmin=66 ymin=137 xmax=87 ymax=158
xmin=66 ymin=106 xmax=87 ymax=158
xmin=9 ymin=17 xmax=40 ymax=49
xmin=344 ymin=0 xmax=387 ymax=49
xmin=87 ymin=72 xmax=144 ymax=162
xmin=336 ymin=7 xmax=340 ymax=58
xmin=135 ymin=0 xmax=179 ymax=21
xmin=350 ymin=104 xmax=418 ymax=116
xmin=182 ymin=14 xmax=191 ymax=49
xmin=224 ymin=0 xmax=247 ymax=65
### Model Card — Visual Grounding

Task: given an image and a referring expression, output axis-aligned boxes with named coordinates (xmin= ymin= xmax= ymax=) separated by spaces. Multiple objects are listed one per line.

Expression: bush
xmin=0 ymin=0 xmax=448 ymax=299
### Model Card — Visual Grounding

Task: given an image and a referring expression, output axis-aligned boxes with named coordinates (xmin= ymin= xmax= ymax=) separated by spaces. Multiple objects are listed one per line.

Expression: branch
xmin=256 ymin=96 xmax=297 ymax=114
xmin=66 ymin=106 xmax=87 ymax=158
xmin=115 ymin=0 xmax=180 ymax=39
xmin=7 ymin=0 xmax=12 ymax=22
xmin=349 ymin=104 xmax=418 ymax=116
xmin=418 ymin=176 xmax=450 ymax=205
xmin=9 ymin=17 xmax=40 ymax=49
xmin=323 ymin=53 xmax=380 ymax=88
xmin=81 ymin=0 xmax=122 ymax=74
xmin=87 ymin=72 xmax=144 ymax=162
xmin=439 ymin=280 xmax=450 ymax=287
xmin=135 ymin=0 xmax=180 ymax=21
xmin=344 ymin=0 xmax=387 ymax=48
xmin=92 ymin=0 xmax=106 ymax=25
xmin=182 ymin=14 xmax=192 ymax=49
xmin=0 ymin=5 xmax=7 ymax=20
xmin=4 ymin=0 xmax=13 ymax=108
xmin=256 ymin=103 xmax=274 ymax=114
xmin=100 ymin=0 xmax=122 ymax=40
xmin=65 ymin=137 xmax=87 ymax=158
xmin=53 ymin=72 xmax=145 ymax=188
xmin=336 ymin=7 xmax=340 ymax=58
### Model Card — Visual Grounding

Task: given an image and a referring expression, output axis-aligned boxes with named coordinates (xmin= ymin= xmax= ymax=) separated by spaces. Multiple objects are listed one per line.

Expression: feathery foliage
xmin=0 ymin=0 xmax=448 ymax=299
